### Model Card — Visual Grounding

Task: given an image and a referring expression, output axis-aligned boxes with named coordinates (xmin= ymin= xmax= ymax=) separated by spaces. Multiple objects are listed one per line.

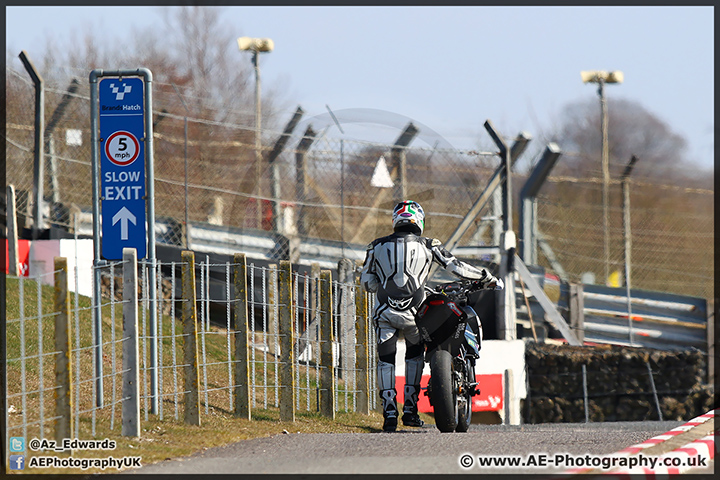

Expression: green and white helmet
xmin=392 ymin=200 xmax=425 ymax=235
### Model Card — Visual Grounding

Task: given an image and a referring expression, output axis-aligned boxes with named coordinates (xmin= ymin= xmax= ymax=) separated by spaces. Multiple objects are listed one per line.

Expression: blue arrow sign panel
xmin=100 ymin=77 xmax=147 ymax=260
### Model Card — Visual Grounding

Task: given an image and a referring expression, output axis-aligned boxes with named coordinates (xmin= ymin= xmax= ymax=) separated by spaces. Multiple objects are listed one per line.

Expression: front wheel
xmin=430 ymin=349 xmax=457 ymax=432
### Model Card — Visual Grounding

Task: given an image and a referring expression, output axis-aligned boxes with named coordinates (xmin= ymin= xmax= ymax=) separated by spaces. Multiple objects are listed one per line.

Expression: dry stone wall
xmin=524 ymin=342 xmax=715 ymax=423
xmin=100 ymin=270 xmax=174 ymax=316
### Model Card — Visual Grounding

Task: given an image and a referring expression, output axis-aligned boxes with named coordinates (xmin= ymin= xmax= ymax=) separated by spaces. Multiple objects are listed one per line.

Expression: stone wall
xmin=523 ymin=342 xmax=715 ymax=423
xmin=100 ymin=270 xmax=174 ymax=316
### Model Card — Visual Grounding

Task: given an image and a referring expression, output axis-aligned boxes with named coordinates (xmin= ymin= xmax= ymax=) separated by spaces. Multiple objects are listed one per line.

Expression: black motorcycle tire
xmin=430 ymin=349 xmax=458 ymax=433
xmin=455 ymin=359 xmax=473 ymax=432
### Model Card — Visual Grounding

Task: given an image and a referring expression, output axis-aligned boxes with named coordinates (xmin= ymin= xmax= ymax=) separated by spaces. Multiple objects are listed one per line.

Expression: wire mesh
xmin=7 ymin=62 xmax=710 ymax=300
xmin=536 ymin=176 xmax=713 ymax=298
xmin=6 ymin=66 xmax=501 ymax=248
xmin=6 ymin=269 xmax=63 ymax=446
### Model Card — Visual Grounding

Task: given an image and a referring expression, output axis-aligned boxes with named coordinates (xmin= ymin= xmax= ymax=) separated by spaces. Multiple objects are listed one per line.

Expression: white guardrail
xmin=557 ymin=283 xmax=708 ymax=351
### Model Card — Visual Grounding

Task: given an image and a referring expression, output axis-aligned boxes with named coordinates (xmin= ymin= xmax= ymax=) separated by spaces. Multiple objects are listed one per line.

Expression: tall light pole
xmin=238 ymin=36 xmax=274 ymax=228
xmin=581 ymin=70 xmax=623 ymax=285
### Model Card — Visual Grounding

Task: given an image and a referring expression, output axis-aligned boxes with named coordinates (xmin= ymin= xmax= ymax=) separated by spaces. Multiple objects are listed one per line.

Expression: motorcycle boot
xmin=381 ymin=389 xmax=398 ymax=432
xmin=401 ymin=384 xmax=424 ymax=427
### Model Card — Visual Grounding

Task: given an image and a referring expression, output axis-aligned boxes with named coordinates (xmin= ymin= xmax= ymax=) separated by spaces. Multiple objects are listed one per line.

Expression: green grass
xmin=6 ymin=275 xmax=423 ymax=475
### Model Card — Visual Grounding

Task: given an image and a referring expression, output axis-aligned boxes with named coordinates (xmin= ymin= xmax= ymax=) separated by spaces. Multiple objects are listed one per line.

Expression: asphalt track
xmin=126 ymin=419 xmax=714 ymax=475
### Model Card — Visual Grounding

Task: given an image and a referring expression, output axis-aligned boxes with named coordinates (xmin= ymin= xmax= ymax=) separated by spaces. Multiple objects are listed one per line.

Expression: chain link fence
xmin=536 ymin=175 xmax=713 ymax=299
xmin=7 ymin=65 xmax=500 ymax=247
xmin=6 ymin=255 xmax=376 ymax=448
xmin=6 ymin=64 xmax=713 ymax=299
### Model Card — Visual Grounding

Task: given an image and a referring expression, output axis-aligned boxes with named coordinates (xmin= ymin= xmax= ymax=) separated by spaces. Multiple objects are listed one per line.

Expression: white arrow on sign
xmin=112 ymin=206 xmax=137 ymax=240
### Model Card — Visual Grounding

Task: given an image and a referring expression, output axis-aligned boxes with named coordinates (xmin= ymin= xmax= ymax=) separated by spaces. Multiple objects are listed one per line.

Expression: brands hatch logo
xmin=109 ymin=83 xmax=132 ymax=100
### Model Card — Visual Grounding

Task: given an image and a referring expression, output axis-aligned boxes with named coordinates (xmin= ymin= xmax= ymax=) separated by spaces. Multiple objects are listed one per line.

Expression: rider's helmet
xmin=392 ymin=200 xmax=425 ymax=235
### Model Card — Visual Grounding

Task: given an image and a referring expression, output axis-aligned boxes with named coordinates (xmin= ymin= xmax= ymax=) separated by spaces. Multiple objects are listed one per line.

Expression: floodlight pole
xmin=583 ymin=70 xmax=623 ymax=285
xmin=239 ymin=37 xmax=274 ymax=229
xmin=253 ymin=50 xmax=263 ymax=229
xmin=598 ymin=78 xmax=611 ymax=285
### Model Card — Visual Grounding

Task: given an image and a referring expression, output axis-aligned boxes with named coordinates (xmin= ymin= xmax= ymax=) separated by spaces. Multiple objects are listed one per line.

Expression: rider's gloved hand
xmin=479 ymin=276 xmax=504 ymax=290
xmin=472 ymin=276 xmax=503 ymax=290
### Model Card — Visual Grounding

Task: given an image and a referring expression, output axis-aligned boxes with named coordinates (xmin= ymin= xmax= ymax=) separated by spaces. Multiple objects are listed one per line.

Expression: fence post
xmin=582 ymin=364 xmax=589 ymax=423
xmin=319 ymin=270 xmax=335 ymax=419
xmin=338 ymin=258 xmax=355 ymax=380
xmin=268 ymin=264 xmax=278 ymax=357
xmin=569 ymin=283 xmax=585 ymax=344
xmin=708 ymin=305 xmax=714 ymax=385
xmin=310 ymin=263 xmax=320 ymax=357
xmin=503 ymin=369 xmax=511 ymax=425
xmin=646 ymin=362 xmax=663 ymax=421
xmin=53 ymin=256 xmax=73 ymax=443
xmin=122 ymin=248 xmax=140 ymax=436
xmin=278 ymin=260 xmax=295 ymax=422
xmin=7 ymin=185 xmax=19 ymax=276
xmin=295 ymin=125 xmax=317 ymax=237
xmin=503 ymin=369 xmax=520 ymax=425
xmin=182 ymin=250 xmax=201 ymax=425
xmin=354 ymin=261 xmax=370 ymax=415
xmin=233 ymin=253 xmax=251 ymax=420
xmin=19 ymin=51 xmax=45 ymax=238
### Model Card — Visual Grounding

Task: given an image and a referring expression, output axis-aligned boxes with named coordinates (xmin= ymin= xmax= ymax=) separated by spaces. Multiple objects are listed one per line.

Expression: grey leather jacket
xmin=360 ymin=231 xmax=498 ymax=311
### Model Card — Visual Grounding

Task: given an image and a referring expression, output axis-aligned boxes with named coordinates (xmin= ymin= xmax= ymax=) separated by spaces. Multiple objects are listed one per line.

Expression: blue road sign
xmin=99 ymin=77 xmax=146 ymax=259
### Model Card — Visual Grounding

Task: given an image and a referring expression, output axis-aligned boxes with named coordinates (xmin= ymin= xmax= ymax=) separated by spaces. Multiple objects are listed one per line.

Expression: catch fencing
xmin=6 ymin=251 xmax=378 ymax=444
xmin=535 ymin=174 xmax=713 ymax=299
xmin=6 ymin=62 xmax=713 ymax=303
xmin=5 ymin=64 xmax=501 ymax=255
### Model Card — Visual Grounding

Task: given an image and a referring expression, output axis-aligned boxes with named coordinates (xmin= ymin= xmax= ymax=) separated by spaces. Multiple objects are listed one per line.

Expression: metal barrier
xmin=558 ymin=283 xmax=708 ymax=351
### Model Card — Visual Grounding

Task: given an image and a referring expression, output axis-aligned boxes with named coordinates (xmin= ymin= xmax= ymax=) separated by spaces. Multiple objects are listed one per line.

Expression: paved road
xmin=127 ymin=420 xmax=715 ymax=475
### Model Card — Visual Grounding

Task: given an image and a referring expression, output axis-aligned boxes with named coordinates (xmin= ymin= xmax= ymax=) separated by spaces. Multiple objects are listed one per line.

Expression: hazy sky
xmin=5 ymin=5 xmax=715 ymax=169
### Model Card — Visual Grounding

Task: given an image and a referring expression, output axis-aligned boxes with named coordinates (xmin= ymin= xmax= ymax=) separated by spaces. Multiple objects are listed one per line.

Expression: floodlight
xmin=581 ymin=70 xmax=624 ymax=84
xmin=237 ymin=37 xmax=274 ymax=52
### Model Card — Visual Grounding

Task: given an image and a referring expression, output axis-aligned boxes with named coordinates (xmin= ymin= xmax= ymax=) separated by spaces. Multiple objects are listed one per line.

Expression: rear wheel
xmin=430 ymin=349 xmax=457 ymax=432
xmin=455 ymin=359 xmax=473 ymax=432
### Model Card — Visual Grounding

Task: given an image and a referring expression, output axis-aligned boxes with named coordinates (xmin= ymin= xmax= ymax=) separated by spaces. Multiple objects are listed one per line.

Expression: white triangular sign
xmin=371 ymin=155 xmax=394 ymax=188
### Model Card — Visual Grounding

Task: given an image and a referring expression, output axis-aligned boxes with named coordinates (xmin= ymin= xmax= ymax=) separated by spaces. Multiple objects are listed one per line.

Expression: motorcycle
xmin=415 ymin=279 xmax=500 ymax=432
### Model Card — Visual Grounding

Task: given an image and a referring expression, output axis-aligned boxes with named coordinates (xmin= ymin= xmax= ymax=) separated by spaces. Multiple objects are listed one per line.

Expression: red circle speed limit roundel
xmin=105 ymin=131 xmax=140 ymax=166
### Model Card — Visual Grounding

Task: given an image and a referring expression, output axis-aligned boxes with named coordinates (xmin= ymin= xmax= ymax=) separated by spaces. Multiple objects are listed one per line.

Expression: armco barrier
xmin=558 ymin=283 xmax=708 ymax=351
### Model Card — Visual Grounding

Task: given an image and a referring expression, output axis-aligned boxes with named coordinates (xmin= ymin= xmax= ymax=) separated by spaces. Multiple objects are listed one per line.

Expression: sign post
xmin=90 ymin=69 xmax=157 ymax=412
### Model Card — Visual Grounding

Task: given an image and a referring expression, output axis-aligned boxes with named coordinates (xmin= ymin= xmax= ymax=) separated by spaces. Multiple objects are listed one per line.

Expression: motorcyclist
xmin=360 ymin=200 xmax=503 ymax=432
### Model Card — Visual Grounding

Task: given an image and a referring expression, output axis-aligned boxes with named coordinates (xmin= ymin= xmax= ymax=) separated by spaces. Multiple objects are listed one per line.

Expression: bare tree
xmin=550 ymin=97 xmax=709 ymax=185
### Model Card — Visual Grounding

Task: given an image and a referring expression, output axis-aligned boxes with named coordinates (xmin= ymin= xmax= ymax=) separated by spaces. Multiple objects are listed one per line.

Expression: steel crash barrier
xmin=557 ymin=283 xmax=709 ymax=351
